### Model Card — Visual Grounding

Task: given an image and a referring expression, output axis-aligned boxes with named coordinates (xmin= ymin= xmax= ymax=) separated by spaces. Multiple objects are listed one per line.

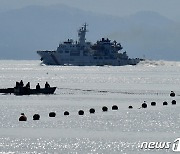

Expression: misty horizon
xmin=0 ymin=2 xmax=180 ymax=61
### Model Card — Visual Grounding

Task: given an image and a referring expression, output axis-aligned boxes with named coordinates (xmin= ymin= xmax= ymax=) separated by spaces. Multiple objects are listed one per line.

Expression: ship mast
xmin=78 ymin=23 xmax=88 ymax=45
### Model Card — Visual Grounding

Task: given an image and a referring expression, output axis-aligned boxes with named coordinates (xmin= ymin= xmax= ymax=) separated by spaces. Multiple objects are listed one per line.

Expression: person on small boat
xmin=36 ymin=83 xmax=40 ymax=90
xmin=25 ymin=82 xmax=30 ymax=89
xmin=45 ymin=82 xmax=50 ymax=88
xmin=20 ymin=80 xmax=24 ymax=87
xmin=15 ymin=82 xmax=20 ymax=88
xmin=23 ymin=82 xmax=31 ymax=95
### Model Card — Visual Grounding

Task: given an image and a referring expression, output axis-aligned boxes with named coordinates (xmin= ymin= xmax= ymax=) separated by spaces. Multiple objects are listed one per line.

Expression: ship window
xmin=94 ymin=57 xmax=97 ymax=59
xmin=70 ymin=52 xmax=80 ymax=56
xmin=65 ymin=50 xmax=69 ymax=53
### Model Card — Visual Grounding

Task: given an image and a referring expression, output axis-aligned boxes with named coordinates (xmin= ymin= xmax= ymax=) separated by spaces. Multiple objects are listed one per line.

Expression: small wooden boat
xmin=0 ymin=87 xmax=56 ymax=95
xmin=0 ymin=88 xmax=14 ymax=94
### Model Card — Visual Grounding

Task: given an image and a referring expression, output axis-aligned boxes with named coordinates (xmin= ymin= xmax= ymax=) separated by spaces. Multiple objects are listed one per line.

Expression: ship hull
xmin=0 ymin=87 xmax=56 ymax=95
xmin=37 ymin=51 xmax=141 ymax=66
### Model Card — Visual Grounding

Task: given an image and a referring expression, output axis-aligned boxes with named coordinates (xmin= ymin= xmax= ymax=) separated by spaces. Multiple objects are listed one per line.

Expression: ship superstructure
xmin=37 ymin=24 xmax=141 ymax=66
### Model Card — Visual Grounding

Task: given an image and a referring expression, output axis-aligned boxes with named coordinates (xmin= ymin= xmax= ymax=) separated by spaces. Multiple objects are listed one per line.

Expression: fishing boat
xmin=0 ymin=87 xmax=56 ymax=95
xmin=14 ymin=87 xmax=56 ymax=95
xmin=0 ymin=88 xmax=14 ymax=94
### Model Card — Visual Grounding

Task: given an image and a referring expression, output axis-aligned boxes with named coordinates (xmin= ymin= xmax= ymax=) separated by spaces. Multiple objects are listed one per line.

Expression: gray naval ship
xmin=37 ymin=24 xmax=142 ymax=66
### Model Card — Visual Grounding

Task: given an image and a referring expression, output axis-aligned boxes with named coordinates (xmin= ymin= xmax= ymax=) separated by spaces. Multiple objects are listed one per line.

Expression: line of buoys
xmin=170 ymin=91 xmax=175 ymax=97
xmin=163 ymin=101 xmax=168 ymax=105
xmin=102 ymin=106 xmax=108 ymax=112
xmin=89 ymin=108 xmax=95 ymax=114
xmin=112 ymin=105 xmax=118 ymax=110
xmin=19 ymin=94 xmax=177 ymax=121
xmin=19 ymin=113 xmax=27 ymax=121
xmin=142 ymin=102 xmax=147 ymax=108
xmin=78 ymin=110 xmax=84 ymax=115
xmin=172 ymin=100 xmax=176 ymax=105
xmin=49 ymin=112 xmax=56 ymax=117
xmin=128 ymin=106 xmax=133 ymax=109
xmin=33 ymin=114 xmax=40 ymax=120
xmin=151 ymin=102 xmax=156 ymax=106
xmin=64 ymin=111 xmax=69 ymax=115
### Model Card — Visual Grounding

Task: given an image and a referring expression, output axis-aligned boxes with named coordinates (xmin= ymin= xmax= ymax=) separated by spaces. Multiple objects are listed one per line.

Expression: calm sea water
xmin=0 ymin=60 xmax=180 ymax=153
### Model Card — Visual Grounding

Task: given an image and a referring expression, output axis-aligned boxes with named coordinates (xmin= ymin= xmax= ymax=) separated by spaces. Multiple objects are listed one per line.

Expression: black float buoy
xmin=49 ymin=112 xmax=56 ymax=117
xmin=33 ymin=114 xmax=40 ymax=120
xmin=172 ymin=100 xmax=176 ymax=105
xmin=19 ymin=113 xmax=27 ymax=121
xmin=151 ymin=102 xmax=156 ymax=106
xmin=128 ymin=106 xmax=133 ymax=109
xmin=112 ymin=105 xmax=118 ymax=110
xmin=102 ymin=106 xmax=108 ymax=112
xmin=142 ymin=102 xmax=147 ymax=108
xmin=170 ymin=91 xmax=175 ymax=97
xmin=78 ymin=110 xmax=84 ymax=115
xmin=89 ymin=108 xmax=95 ymax=114
xmin=163 ymin=101 xmax=168 ymax=105
xmin=64 ymin=111 xmax=69 ymax=116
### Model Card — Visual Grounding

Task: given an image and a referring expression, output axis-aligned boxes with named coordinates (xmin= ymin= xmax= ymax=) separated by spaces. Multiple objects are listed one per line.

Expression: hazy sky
xmin=0 ymin=0 xmax=180 ymax=21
